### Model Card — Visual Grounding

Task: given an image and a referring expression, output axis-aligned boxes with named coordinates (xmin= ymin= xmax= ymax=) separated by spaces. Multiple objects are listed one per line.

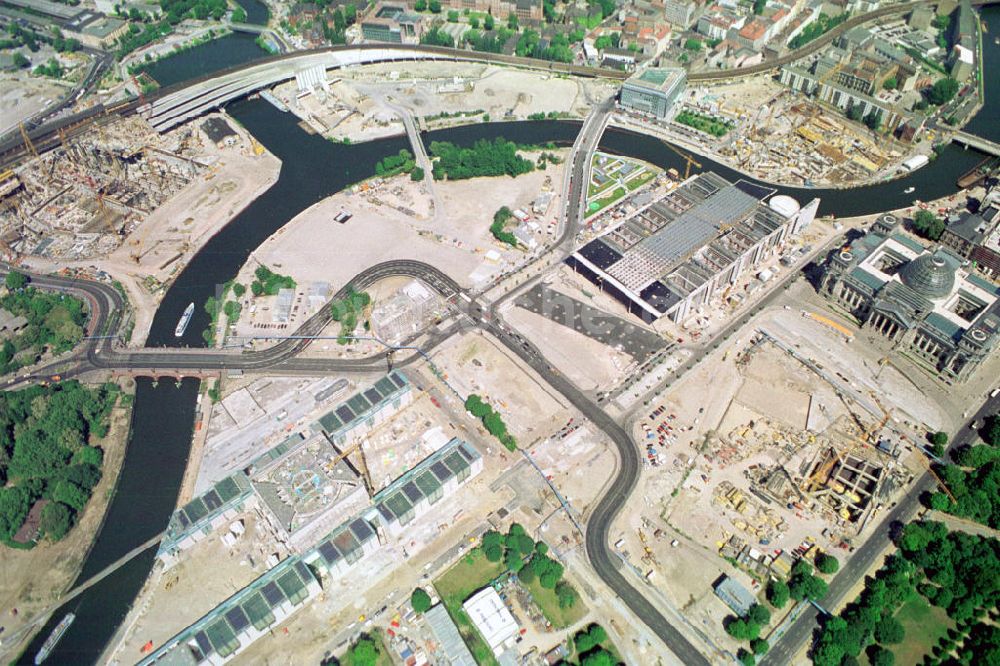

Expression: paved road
xmin=764 ymin=391 xmax=1000 ymax=665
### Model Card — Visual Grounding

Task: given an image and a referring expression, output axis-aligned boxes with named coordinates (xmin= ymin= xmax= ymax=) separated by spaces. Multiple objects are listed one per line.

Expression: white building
xmin=463 ymin=587 xmax=519 ymax=659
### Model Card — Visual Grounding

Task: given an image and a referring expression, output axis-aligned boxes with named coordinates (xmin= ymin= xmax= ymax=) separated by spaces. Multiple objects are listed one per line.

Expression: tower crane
xmin=19 ymin=123 xmax=38 ymax=159
xmin=660 ymin=139 xmax=702 ymax=179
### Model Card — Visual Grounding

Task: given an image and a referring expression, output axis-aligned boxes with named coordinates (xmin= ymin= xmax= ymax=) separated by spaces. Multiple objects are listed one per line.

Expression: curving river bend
xmin=19 ymin=8 xmax=1000 ymax=661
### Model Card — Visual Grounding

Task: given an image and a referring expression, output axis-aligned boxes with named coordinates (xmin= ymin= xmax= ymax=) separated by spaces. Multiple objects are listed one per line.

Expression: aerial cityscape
xmin=0 ymin=0 xmax=998 ymax=663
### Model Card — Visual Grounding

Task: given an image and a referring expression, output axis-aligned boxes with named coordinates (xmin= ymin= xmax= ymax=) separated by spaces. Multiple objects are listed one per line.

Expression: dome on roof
xmin=899 ymin=253 xmax=956 ymax=300
xmin=769 ymin=195 xmax=800 ymax=218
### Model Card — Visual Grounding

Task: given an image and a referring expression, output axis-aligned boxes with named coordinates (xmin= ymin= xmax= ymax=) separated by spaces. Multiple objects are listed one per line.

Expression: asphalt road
xmin=764 ymin=390 xmax=1000 ymax=665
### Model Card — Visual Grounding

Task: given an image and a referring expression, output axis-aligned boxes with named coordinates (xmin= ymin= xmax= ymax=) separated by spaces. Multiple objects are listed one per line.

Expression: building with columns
xmin=819 ymin=216 xmax=1000 ymax=383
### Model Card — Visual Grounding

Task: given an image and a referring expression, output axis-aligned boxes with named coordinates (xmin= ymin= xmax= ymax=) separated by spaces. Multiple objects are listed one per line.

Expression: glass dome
xmin=899 ymin=253 xmax=956 ymax=300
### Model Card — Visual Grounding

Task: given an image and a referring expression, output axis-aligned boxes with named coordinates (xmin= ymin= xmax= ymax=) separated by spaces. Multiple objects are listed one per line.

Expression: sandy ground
xmin=503 ymin=305 xmax=632 ymax=391
xmin=0 ymin=381 xmax=134 ymax=658
xmin=433 ymin=331 xmax=570 ymax=445
xmin=0 ymin=70 xmax=68 ymax=137
xmin=244 ymin=163 xmax=560 ymax=295
xmin=110 ymin=511 xmax=286 ymax=663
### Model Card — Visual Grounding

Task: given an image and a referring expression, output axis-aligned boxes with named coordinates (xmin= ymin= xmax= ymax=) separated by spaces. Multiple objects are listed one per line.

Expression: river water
xmin=142 ymin=32 xmax=267 ymax=89
xmin=234 ymin=0 xmax=270 ymax=26
xmin=18 ymin=6 xmax=999 ymax=662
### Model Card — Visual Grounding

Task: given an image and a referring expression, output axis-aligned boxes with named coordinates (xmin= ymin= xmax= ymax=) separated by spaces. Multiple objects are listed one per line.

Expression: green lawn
xmin=590 ymin=187 xmax=626 ymax=213
xmin=893 ymin=591 xmax=952 ymax=665
xmin=625 ymin=169 xmax=655 ymax=191
xmin=524 ymin=578 xmax=588 ymax=629
xmin=434 ymin=549 xmax=505 ymax=666
xmin=588 ymin=177 xmax=616 ymax=196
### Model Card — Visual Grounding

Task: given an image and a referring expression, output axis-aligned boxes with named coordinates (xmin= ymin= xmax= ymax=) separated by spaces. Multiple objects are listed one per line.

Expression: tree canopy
xmin=429 ymin=138 xmax=534 ymax=181
xmin=0 ymin=381 xmax=117 ymax=545
xmin=410 ymin=587 xmax=432 ymax=613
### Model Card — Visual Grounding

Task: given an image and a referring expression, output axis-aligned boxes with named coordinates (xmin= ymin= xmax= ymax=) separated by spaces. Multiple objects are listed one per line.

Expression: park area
xmin=674 ymin=109 xmax=734 ymax=138
xmin=891 ymin=592 xmax=951 ymax=665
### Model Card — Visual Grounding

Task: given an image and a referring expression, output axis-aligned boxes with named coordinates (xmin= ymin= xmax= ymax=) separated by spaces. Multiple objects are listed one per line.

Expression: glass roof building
xmin=567 ymin=172 xmax=820 ymax=323
xmin=139 ymin=555 xmax=322 ymax=666
xmin=372 ymin=438 xmax=482 ymax=538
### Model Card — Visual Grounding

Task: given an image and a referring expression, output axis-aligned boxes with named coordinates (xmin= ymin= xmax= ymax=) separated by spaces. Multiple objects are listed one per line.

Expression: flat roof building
xmin=620 ymin=67 xmax=686 ymax=119
xmin=312 ymin=370 xmax=412 ymax=448
xmin=714 ymin=575 xmax=756 ymax=616
xmin=424 ymin=604 xmax=477 ymax=666
xmin=567 ymin=172 xmax=819 ymax=323
xmin=301 ymin=515 xmax=380 ymax=580
xmin=463 ymin=587 xmax=519 ymax=659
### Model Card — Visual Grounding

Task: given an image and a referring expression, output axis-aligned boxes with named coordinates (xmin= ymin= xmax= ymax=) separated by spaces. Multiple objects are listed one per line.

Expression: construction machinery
xmin=19 ymin=123 xmax=38 ymax=159
xmin=324 ymin=435 xmax=375 ymax=496
xmin=660 ymin=139 xmax=702 ymax=179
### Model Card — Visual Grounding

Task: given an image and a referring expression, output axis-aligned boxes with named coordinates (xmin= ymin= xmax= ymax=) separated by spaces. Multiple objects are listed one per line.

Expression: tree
xmin=864 ymin=109 xmax=882 ymax=131
xmin=930 ymin=431 xmax=949 ymax=454
xmin=410 ymin=166 xmax=424 ymax=181
xmin=767 ymin=579 xmax=790 ymax=608
xmin=883 ymin=76 xmax=897 ymax=90
xmin=414 ymin=0 xmax=426 ymax=9
xmin=556 ymin=581 xmax=577 ymax=608
xmin=983 ymin=414 xmax=1000 ymax=447
xmin=469 ymin=16 xmax=479 ymax=28
xmin=912 ymin=210 xmax=945 ymax=241
xmin=428 ymin=0 xmax=441 ymax=12
xmin=347 ymin=636 xmax=379 ymax=666
xmin=737 ymin=648 xmax=756 ymax=666
xmin=847 ymin=103 xmax=864 ymax=122
xmin=869 ymin=645 xmax=895 ymax=666
xmin=752 ymin=0 xmax=766 ymax=14
xmin=484 ymin=13 xmax=494 ymax=30
xmin=410 ymin=587 xmax=432 ymax=613
xmin=5 ymin=271 xmax=28 ymax=290
xmin=874 ymin=616 xmax=905 ymax=645
xmin=751 ymin=637 xmax=769 ymax=655
xmin=484 ymin=543 xmax=503 ymax=561
xmin=507 ymin=11 xmax=517 ymax=29
xmin=40 ymin=501 xmax=72 ymax=541
xmin=725 ymin=617 xmax=761 ymax=641
xmin=574 ymin=624 xmax=607 ymax=652
xmin=505 ymin=547 xmax=524 ymax=573
xmin=52 ymin=480 xmax=89 ymax=512
xmin=816 ymin=553 xmax=840 ymax=575
xmin=927 ymin=77 xmax=959 ymax=105
xmin=581 ymin=649 xmax=615 ymax=666
xmin=0 ymin=485 xmax=31 ymax=540
xmin=12 ymin=52 xmax=29 ymax=68
xmin=231 ymin=5 xmax=246 ymax=22
xmin=748 ymin=603 xmax=771 ymax=626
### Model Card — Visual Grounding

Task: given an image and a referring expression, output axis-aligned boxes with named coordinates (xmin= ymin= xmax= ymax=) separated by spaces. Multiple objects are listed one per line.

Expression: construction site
xmin=601 ymin=271 xmax=977 ymax=647
xmin=0 ymin=118 xmax=206 ymax=261
xmin=668 ymin=80 xmax=918 ymax=187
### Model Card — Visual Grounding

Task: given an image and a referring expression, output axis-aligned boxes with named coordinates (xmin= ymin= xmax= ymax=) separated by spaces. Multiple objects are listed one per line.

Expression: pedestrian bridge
xmin=951 ymin=130 xmax=1000 ymax=157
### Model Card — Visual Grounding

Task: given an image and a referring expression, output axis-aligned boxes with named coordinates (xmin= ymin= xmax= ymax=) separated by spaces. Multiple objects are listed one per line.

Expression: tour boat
xmin=175 ymin=303 xmax=195 ymax=337
xmin=34 ymin=613 xmax=75 ymax=664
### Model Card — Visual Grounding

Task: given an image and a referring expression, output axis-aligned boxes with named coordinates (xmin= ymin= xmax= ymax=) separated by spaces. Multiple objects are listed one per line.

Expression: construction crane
xmin=660 ymin=139 xmax=702 ymax=179
xmin=325 ymin=436 xmax=375 ymax=496
xmin=19 ymin=123 xmax=38 ymax=159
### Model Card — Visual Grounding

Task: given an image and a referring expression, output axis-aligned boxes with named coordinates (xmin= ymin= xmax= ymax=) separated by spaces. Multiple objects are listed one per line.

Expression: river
xmin=234 ymin=0 xmax=270 ymax=26
xmin=17 ymin=6 xmax=999 ymax=662
xmin=142 ymin=32 xmax=268 ymax=89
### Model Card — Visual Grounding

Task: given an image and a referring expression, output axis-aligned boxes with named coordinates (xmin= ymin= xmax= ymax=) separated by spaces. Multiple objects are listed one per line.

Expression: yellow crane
xmin=326 ymin=438 xmax=375 ymax=496
xmin=19 ymin=123 xmax=38 ymax=159
xmin=660 ymin=139 xmax=702 ymax=179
